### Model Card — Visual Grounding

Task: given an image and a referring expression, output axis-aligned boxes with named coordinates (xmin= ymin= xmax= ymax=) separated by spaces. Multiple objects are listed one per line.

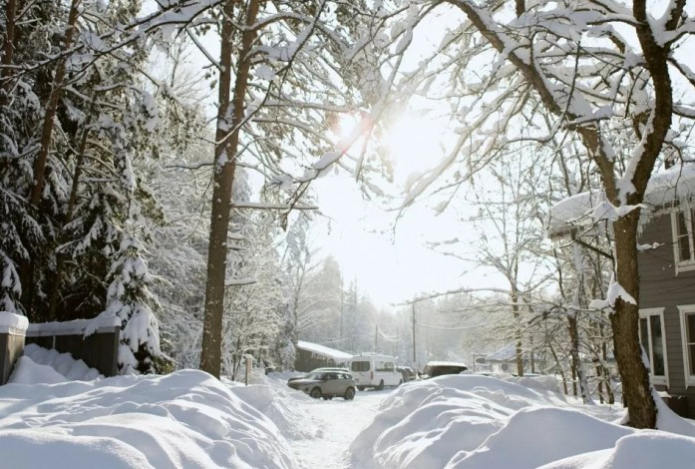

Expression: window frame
xmin=671 ymin=207 xmax=695 ymax=274
xmin=678 ymin=305 xmax=695 ymax=387
xmin=638 ymin=308 xmax=669 ymax=387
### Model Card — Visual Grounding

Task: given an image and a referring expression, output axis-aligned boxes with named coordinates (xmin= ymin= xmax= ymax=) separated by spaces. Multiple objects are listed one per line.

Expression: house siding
xmin=639 ymin=213 xmax=695 ymax=411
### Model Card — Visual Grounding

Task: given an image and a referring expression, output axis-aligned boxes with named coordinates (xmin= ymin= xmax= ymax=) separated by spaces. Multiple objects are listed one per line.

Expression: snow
xmin=296 ymin=340 xmax=352 ymax=362
xmin=28 ymin=316 xmax=120 ymax=336
xmin=540 ymin=432 xmax=695 ymax=469
xmin=349 ymin=374 xmax=695 ymax=469
xmin=0 ymin=370 xmax=296 ymax=468
xmin=312 ymin=151 xmax=342 ymax=171
xmin=424 ymin=360 xmax=468 ymax=368
xmin=549 ymin=164 xmax=695 ymax=237
xmin=8 ymin=356 xmax=69 ymax=385
xmin=3 ymin=370 xmax=695 ymax=468
xmin=0 ymin=312 xmax=28 ymax=332
xmin=21 ymin=344 xmax=103 ymax=381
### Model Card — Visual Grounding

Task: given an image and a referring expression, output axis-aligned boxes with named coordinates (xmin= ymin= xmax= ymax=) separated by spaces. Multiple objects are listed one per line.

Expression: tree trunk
xmin=548 ymin=340 xmax=568 ymax=395
xmin=512 ymin=290 xmax=523 ymax=376
xmin=611 ymin=211 xmax=657 ymax=428
xmin=568 ymin=314 xmax=593 ymax=404
xmin=48 ymin=97 xmax=97 ymax=320
xmin=1 ymin=0 xmax=18 ymax=90
xmin=20 ymin=0 xmax=82 ymax=316
xmin=200 ymin=0 xmax=260 ymax=378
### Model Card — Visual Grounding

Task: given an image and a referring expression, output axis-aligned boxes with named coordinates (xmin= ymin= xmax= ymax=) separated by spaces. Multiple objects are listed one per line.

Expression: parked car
xmin=286 ymin=367 xmax=349 ymax=383
xmin=396 ymin=366 xmax=418 ymax=382
xmin=287 ymin=371 xmax=357 ymax=400
xmin=350 ymin=354 xmax=402 ymax=390
xmin=420 ymin=361 xmax=468 ymax=379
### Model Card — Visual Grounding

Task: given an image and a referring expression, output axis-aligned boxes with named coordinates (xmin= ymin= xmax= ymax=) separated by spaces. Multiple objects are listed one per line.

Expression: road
xmin=289 ymin=388 xmax=391 ymax=469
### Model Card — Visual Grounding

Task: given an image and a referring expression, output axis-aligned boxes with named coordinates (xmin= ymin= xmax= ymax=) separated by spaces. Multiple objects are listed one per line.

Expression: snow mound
xmin=0 ymin=370 xmax=295 ymax=468
xmin=22 ymin=343 xmax=103 ymax=381
xmin=229 ymin=380 xmax=316 ymax=439
xmin=446 ymin=406 xmax=634 ymax=468
xmin=8 ymin=356 xmax=68 ymax=385
xmin=349 ymin=374 xmax=695 ymax=469
xmin=350 ymin=375 xmax=568 ymax=468
xmin=540 ymin=432 xmax=695 ymax=469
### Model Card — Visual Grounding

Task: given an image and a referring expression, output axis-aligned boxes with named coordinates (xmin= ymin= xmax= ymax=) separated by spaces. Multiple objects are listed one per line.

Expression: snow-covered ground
xmin=287 ymin=388 xmax=388 ymax=468
xmin=5 ymin=353 xmax=695 ymax=468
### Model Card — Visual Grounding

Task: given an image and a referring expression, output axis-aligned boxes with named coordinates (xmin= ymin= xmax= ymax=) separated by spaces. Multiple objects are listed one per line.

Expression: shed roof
xmin=548 ymin=164 xmax=695 ymax=238
xmin=296 ymin=340 xmax=352 ymax=361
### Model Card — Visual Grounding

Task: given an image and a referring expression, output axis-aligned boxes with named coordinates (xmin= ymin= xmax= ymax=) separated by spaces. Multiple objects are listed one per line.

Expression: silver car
xmin=287 ymin=371 xmax=357 ymax=400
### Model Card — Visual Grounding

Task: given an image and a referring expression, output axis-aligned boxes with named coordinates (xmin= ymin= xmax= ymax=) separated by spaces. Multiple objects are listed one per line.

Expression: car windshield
xmin=304 ymin=372 xmax=325 ymax=380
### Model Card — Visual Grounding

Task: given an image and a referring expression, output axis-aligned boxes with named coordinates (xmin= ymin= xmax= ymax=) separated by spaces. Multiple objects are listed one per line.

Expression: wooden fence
xmin=0 ymin=313 xmax=120 ymax=383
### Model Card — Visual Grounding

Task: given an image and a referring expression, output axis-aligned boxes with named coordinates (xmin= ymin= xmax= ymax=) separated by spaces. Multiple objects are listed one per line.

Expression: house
xmin=294 ymin=340 xmax=352 ymax=372
xmin=484 ymin=343 xmax=554 ymax=375
xmin=548 ymin=164 xmax=695 ymax=417
xmin=485 ymin=344 xmax=526 ymax=374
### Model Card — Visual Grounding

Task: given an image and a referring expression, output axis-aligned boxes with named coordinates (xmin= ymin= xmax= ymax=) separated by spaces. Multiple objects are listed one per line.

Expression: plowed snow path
xmin=290 ymin=389 xmax=390 ymax=469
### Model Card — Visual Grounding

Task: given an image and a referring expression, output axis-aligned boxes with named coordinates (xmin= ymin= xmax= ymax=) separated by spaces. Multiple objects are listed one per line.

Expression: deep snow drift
xmin=5 ymin=352 xmax=695 ymax=469
xmin=350 ymin=374 xmax=695 ymax=469
xmin=0 ymin=369 xmax=298 ymax=468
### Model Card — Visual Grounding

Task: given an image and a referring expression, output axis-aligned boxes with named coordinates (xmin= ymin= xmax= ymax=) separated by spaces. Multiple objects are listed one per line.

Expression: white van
xmin=349 ymin=353 xmax=403 ymax=390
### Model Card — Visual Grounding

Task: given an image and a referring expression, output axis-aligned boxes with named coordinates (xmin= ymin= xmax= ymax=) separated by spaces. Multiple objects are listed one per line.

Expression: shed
xmin=294 ymin=340 xmax=352 ymax=372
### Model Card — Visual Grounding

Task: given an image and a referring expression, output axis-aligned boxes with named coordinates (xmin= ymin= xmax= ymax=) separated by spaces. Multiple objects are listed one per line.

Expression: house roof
xmin=425 ymin=360 xmax=468 ymax=368
xmin=486 ymin=344 xmax=518 ymax=362
xmin=548 ymin=164 xmax=695 ymax=238
xmin=296 ymin=340 xmax=352 ymax=362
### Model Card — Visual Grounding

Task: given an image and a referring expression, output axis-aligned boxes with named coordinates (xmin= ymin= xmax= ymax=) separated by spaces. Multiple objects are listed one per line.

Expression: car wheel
xmin=310 ymin=387 xmax=322 ymax=399
xmin=377 ymin=380 xmax=384 ymax=390
xmin=357 ymin=386 xmax=365 ymax=391
xmin=344 ymin=387 xmax=355 ymax=400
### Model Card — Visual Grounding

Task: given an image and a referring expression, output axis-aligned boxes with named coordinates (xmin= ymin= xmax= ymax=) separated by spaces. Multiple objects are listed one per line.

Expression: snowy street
xmin=289 ymin=389 xmax=389 ymax=469
xmin=4 ymin=355 xmax=695 ymax=468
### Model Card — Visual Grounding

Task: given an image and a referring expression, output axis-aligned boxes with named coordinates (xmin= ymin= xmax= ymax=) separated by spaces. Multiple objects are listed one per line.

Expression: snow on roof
xmin=425 ymin=360 xmax=468 ymax=368
xmin=548 ymin=164 xmax=695 ymax=238
xmin=296 ymin=340 xmax=352 ymax=362
xmin=486 ymin=344 xmax=518 ymax=362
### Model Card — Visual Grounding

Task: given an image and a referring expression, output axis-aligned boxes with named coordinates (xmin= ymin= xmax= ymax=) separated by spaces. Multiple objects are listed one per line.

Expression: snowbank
xmin=0 ymin=370 xmax=296 ymax=468
xmin=20 ymin=343 xmax=103 ymax=381
xmin=350 ymin=374 xmax=695 ymax=469
xmin=8 ymin=356 xmax=68 ymax=385
xmin=540 ymin=432 xmax=695 ymax=469
xmin=229 ymin=372 xmax=317 ymax=440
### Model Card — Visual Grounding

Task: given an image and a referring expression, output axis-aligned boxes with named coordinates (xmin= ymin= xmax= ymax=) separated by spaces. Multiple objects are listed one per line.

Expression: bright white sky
xmin=310 ymin=112 xmax=493 ymax=309
xmin=308 ymin=7 xmax=494 ymax=309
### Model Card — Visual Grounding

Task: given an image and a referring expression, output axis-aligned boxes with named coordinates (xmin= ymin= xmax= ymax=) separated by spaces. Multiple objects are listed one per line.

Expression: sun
xmin=332 ymin=111 xmax=447 ymax=186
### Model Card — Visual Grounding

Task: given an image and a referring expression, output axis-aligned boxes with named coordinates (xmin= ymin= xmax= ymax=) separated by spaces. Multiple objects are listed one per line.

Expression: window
xmin=351 ymin=361 xmax=369 ymax=372
xmin=672 ymin=208 xmax=695 ymax=271
xmin=639 ymin=308 xmax=667 ymax=385
xmin=679 ymin=306 xmax=695 ymax=384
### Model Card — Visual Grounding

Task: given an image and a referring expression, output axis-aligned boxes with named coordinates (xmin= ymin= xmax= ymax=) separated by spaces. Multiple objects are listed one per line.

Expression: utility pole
xmin=412 ymin=302 xmax=416 ymax=366
xmin=374 ymin=324 xmax=378 ymax=351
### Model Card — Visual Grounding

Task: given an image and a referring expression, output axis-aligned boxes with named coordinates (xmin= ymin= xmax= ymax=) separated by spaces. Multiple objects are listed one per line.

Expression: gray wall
xmin=639 ymin=212 xmax=695 ymax=415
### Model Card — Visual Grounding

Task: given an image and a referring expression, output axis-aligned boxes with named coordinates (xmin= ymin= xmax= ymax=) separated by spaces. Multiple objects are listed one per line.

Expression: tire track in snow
xmin=289 ymin=389 xmax=389 ymax=469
